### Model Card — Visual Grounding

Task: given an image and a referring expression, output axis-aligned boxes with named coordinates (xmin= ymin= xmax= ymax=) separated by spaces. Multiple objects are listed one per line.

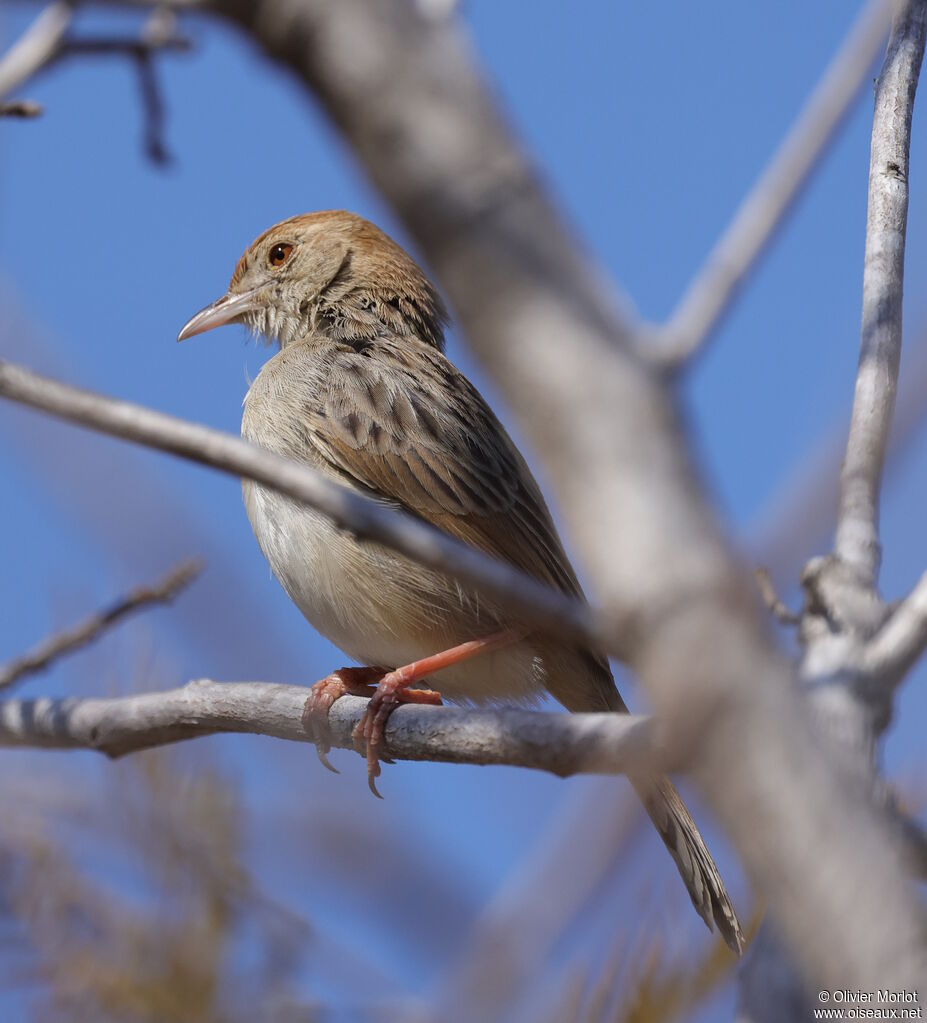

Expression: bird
xmin=177 ymin=210 xmax=744 ymax=954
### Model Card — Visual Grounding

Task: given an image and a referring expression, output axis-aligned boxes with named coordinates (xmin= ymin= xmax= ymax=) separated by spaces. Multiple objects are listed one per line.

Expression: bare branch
xmin=56 ymin=9 xmax=191 ymax=163
xmin=0 ymin=559 xmax=202 ymax=692
xmin=0 ymin=357 xmax=606 ymax=652
xmin=739 ymin=6 xmax=927 ymax=1010
xmin=861 ymin=568 xmax=927 ymax=686
xmin=748 ymin=316 xmax=927 ymax=596
xmin=0 ymin=3 xmax=189 ymax=163
xmin=651 ymin=0 xmax=894 ymax=367
xmin=0 ymin=682 xmax=657 ymax=776
xmin=0 ymin=1 xmax=73 ymax=98
xmin=836 ymin=0 xmax=927 ymax=585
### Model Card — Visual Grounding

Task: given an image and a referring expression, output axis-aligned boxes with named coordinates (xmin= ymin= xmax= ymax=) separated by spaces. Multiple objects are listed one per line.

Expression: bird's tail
xmin=549 ymin=650 xmax=744 ymax=954
xmin=630 ymin=774 xmax=744 ymax=955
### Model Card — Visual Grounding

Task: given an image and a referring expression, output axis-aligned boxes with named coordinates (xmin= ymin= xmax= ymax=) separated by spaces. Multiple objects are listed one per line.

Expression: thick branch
xmin=0 ymin=682 xmax=656 ymax=776
xmin=0 ymin=559 xmax=202 ymax=692
xmin=653 ymin=0 xmax=895 ymax=367
xmin=835 ymin=0 xmax=927 ymax=585
xmin=0 ymin=358 xmax=604 ymax=651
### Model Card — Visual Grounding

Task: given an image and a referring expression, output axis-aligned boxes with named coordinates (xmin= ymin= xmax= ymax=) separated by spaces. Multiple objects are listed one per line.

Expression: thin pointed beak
xmin=177 ymin=288 xmax=264 ymax=342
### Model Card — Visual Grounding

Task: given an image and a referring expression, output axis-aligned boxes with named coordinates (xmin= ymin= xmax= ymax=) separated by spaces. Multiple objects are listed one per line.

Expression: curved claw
xmin=341 ymin=632 xmax=512 ymax=795
xmin=353 ymin=678 xmax=444 ymax=798
xmin=367 ymin=765 xmax=384 ymax=799
xmin=315 ymin=745 xmax=340 ymax=774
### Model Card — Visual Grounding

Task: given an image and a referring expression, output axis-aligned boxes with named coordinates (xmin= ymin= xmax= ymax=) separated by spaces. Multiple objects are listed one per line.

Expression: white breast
xmin=242 ymin=479 xmax=413 ymax=667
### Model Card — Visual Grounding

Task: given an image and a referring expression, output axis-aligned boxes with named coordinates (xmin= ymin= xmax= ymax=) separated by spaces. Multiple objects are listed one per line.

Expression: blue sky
xmin=1 ymin=1 xmax=926 ymax=1018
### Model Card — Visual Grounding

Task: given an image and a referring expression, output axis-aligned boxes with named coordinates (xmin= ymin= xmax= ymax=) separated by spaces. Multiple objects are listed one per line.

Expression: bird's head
xmin=177 ymin=210 xmax=447 ymax=350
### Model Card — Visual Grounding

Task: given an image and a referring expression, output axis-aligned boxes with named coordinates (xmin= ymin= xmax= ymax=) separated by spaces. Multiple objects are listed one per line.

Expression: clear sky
xmin=1 ymin=2 xmax=926 ymax=1019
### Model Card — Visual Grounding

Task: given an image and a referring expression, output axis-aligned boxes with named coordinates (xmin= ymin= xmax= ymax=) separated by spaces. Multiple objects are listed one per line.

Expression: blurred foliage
xmin=0 ymin=729 xmax=752 ymax=1023
xmin=0 ymin=748 xmax=318 ymax=1022
xmin=617 ymin=913 xmax=760 ymax=1023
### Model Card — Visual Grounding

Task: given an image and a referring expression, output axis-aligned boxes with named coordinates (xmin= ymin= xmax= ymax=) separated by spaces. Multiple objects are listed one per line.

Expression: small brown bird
xmin=178 ymin=211 xmax=744 ymax=953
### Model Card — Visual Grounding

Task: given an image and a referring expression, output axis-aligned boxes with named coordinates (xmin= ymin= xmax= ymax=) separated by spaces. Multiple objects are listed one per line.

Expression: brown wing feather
xmin=307 ymin=337 xmax=585 ymax=601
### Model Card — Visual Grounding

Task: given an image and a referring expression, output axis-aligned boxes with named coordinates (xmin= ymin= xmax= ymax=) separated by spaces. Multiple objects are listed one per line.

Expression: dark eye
xmin=268 ymin=242 xmax=293 ymax=267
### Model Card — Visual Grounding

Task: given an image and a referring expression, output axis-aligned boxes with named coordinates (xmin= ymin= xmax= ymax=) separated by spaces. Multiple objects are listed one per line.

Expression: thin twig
xmin=0 ymin=682 xmax=658 ymax=776
xmin=0 ymin=358 xmax=608 ymax=653
xmin=54 ymin=23 xmax=190 ymax=164
xmin=835 ymin=0 xmax=927 ymax=585
xmin=0 ymin=3 xmax=190 ymax=163
xmin=754 ymin=568 xmax=800 ymax=625
xmin=0 ymin=100 xmax=43 ymax=118
xmin=651 ymin=0 xmax=894 ymax=368
xmin=0 ymin=559 xmax=202 ymax=691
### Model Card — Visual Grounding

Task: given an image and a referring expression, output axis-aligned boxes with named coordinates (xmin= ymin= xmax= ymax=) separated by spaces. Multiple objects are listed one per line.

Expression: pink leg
xmin=354 ymin=629 xmax=524 ymax=797
xmin=302 ymin=666 xmax=386 ymax=772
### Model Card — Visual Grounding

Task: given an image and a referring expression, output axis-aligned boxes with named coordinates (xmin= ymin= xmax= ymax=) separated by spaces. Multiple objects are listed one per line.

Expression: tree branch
xmin=749 ymin=315 xmax=927 ymax=597
xmin=0 ymin=1 xmax=73 ymax=98
xmin=0 ymin=681 xmax=656 ymax=775
xmin=56 ymin=9 xmax=191 ymax=164
xmin=835 ymin=0 xmax=927 ymax=586
xmin=0 ymin=3 xmax=189 ymax=163
xmin=0 ymin=357 xmax=606 ymax=652
xmin=651 ymin=0 xmax=895 ymax=368
xmin=861 ymin=568 xmax=927 ymax=688
xmin=0 ymin=559 xmax=202 ymax=692
xmin=739 ymin=4 xmax=927 ymax=1012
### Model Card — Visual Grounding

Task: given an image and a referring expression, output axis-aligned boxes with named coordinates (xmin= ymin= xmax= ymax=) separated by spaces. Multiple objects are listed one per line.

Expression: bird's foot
xmin=307 ymin=629 xmax=523 ymax=795
xmin=302 ymin=666 xmax=385 ymax=773
xmin=353 ymin=672 xmax=443 ymax=797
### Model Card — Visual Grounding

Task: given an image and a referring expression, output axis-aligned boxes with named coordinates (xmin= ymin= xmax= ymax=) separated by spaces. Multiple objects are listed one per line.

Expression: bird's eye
xmin=268 ymin=243 xmax=293 ymax=267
